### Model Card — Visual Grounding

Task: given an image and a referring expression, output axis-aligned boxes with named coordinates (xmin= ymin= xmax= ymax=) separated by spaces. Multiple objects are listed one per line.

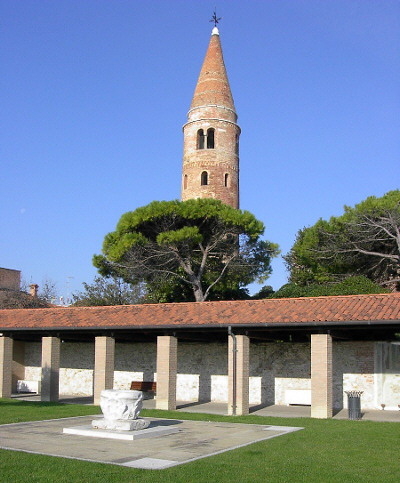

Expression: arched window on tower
xmin=183 ymin=174 xmax=188 ymax=189
xmin=207 ymin=128 xmax=215 ymax=149
xmin=224 ymin=173 xmax=229 ymax=187
xmin=235 ymin=134 xmax=239 ymax=154
xmin=201 ymin=171 xmax=208 ymax=186
xmin=197 ymin=129 xmax=205 ymax=149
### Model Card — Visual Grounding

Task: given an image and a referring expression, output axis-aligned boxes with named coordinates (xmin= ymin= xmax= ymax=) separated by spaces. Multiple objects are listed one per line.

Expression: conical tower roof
xmin=190 ymin=27 xmax=235 ymax=112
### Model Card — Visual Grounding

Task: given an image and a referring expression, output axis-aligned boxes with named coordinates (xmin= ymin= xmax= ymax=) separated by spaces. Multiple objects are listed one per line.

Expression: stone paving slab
xmin=0 ymin=416 xmax=303 ymax=470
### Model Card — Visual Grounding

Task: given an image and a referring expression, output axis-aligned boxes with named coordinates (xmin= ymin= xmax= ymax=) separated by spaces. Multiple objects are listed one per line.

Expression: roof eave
xmin=2 ymin=319 xmax=400 ymax=333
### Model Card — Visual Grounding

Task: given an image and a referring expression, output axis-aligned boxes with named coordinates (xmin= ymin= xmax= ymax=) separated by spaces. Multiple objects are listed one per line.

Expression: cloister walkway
xmin=10 ymin=393 xmax=400 ymax=423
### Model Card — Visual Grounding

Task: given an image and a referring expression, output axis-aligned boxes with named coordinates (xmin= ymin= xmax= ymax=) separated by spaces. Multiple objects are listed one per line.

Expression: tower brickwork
xmin=181 ymin=27 xmax=240 ymax=208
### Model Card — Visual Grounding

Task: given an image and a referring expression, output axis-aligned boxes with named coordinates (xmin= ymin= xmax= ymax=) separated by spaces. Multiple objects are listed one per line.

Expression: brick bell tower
xmin=181 ymin=25 xmax=240 ymax=209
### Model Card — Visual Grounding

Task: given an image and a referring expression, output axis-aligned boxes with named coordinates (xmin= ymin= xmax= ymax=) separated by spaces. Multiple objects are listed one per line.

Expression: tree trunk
xmin=190 ymin=276 xmax=205 ymax=302
xmin=193 ymin=289 xmax=205 ymax=302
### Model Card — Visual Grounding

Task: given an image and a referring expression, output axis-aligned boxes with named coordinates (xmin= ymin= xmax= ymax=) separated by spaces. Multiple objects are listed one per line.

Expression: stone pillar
xmin=41 ymin=337 xmax=60 ymax=402
xmin=311 ymin=334 xmax=333 ymax=418
xmin=94 ymin=336 xmax=115 ymax=405
xmin=156 ymin=336 xmax=177 ymax=410
xmin=12 ymin=341 xmax=25 ymax=392
xmin=0 ymin=336 xmax=13 ymax=398
xmin=228 ymin=335 xmax=250 ymax=416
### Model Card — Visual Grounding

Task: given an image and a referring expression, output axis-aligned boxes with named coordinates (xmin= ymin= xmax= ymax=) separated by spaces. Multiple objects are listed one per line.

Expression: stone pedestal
xmin=92 ymin=418 xmax=149 ymax=431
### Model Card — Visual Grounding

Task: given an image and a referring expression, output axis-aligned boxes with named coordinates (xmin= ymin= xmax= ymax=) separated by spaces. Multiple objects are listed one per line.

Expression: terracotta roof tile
xmin=0 ymin=293 xmax=400 ymax=331
xmin=191 ymin=31 xmax=235 ymax=111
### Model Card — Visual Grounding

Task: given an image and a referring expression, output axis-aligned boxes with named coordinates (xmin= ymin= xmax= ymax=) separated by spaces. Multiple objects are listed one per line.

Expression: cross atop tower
xmin=209 ymin=10 xmax=221 ymax=28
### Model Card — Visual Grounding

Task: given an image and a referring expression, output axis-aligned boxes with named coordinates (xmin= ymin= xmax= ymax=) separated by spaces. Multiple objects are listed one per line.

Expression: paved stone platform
xmin=0 ymin=416 xmax=302 ymax=470
xmin=63 ymin=417 xmax=180 ymax=441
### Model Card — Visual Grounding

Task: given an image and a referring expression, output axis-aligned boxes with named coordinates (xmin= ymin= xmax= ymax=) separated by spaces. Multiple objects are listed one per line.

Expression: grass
xmin=0 ymin=398 xmax=399 ymax=482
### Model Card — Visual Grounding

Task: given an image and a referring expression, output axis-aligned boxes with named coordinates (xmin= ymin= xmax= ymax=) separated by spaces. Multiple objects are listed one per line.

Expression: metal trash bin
xmin=345 ymin=391 xmax=363 ymax=420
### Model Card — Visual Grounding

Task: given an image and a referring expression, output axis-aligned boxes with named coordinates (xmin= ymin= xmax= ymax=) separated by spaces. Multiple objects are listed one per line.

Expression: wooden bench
xmin=130 ymin=381 xmax=157 ymax=393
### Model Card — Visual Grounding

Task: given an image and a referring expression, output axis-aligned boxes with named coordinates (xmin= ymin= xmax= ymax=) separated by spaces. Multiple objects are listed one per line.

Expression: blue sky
xmin=1 ymin=1 xmax=399 ymax=300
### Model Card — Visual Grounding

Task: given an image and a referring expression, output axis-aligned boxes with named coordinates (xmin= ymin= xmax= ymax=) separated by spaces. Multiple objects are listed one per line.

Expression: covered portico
xmin=1 ymin=293 xmax=400 ymax=418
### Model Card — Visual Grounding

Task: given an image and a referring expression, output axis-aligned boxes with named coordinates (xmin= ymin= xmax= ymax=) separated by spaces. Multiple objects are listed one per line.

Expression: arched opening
xmin=197 ymin=129 xmax=205 ymax=149
xmin=224 ymin=173 xmax=229 ymax=187
xmin=207 ymin=128 xmax=215 ymax=149
xmin=183 ymin=174 xmax=188 ymax=189
xmin=235 ymin=134 xmax=239 ymax=154
xmin=201 ymin=171 xmax=208 ymax=186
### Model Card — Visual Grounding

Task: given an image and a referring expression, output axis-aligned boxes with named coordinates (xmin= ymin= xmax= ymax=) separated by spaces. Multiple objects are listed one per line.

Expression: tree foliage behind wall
xmin=72 ymin=276 xmax=146 ymax=306
xmin=271 ymin=276 xmax=388 ymax=298
xmin=0 ymin=278 xmax=57 ymax=309
xmin=0 ymin=290 xmax=49 ymax=309
xmin=285 ymin=190 xmax=400 ymax=290
xmin=93 ymin=199 xmax=279 ymax=302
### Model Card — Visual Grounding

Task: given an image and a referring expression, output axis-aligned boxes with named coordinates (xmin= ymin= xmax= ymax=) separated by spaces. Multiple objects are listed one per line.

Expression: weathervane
xmin=209 ymin=9 xmax=222 ymax=27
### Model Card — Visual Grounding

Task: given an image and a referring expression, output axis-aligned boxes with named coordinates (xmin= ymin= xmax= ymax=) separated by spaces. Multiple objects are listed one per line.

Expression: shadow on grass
xmin=0 ymin=398 xmax=101 ymax=426
xmin=1 ymin=399 xmax=70 ymax=408
xmin=59 ymin=396 xmax=93 ymax=404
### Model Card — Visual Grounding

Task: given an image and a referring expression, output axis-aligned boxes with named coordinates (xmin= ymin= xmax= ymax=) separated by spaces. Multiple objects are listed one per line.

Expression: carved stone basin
xmin=100 ymin=389 xmax=143 ymax=420
xmin=92 ymin=389 xmax=150 ymax=431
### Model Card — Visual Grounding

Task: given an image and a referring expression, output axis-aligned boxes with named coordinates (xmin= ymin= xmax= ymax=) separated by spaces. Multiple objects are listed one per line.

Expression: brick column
xmin=228 ymin=335 xmax=250 ymax=416
xmin=12 ymin=341 xmax=25 ymax=392
xmin=311 ymin=334 xmax=333 ymax=418
xmin=94 ymin=336 xmax=115 ymax=405
xmin=0 ymin=336 xmax=13 ymax=398
xmin=41 ymin=337 xmax=60 ymax=402
xmin=156 ymin=336 xmax=177 ymax=410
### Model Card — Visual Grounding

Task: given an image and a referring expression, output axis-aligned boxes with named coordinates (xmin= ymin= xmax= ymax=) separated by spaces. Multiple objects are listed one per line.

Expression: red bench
xmin=130 ymin=381 xmax=157 ymax=392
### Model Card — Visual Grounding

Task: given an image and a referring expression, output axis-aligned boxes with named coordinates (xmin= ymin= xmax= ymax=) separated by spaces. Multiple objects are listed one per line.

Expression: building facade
xmin=1 ymin=294 xmax=400 ymax=417
xmin=0 ymin=268 xmax=21 ymax=292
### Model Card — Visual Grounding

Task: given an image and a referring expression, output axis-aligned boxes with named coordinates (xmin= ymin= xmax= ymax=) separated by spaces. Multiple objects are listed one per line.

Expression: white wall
xmin=20 ymin=338 xmax=385 ymax=409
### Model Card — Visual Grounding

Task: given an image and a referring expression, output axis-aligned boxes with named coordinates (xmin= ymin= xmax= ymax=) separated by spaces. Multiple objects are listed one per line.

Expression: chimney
xmin=30 ymin=284 xmax=39 ymax=298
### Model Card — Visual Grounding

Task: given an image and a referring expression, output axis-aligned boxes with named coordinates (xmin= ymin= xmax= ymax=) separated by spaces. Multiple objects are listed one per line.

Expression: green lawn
xmin=0 ymin=398 xmax=398 ymax=482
